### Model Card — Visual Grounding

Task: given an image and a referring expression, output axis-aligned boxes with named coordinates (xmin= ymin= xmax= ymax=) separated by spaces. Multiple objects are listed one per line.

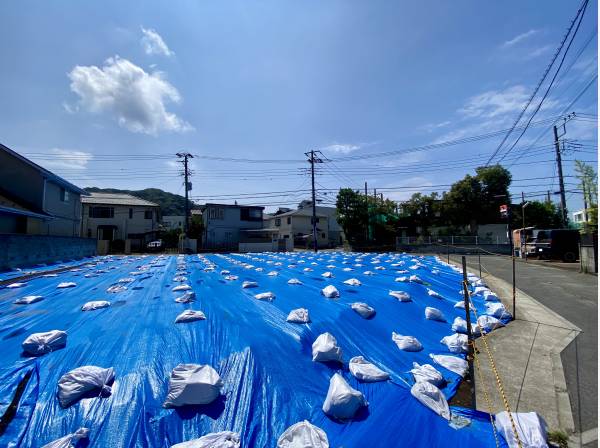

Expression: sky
xmin=0 ymin=0 xmax=597 ymax=216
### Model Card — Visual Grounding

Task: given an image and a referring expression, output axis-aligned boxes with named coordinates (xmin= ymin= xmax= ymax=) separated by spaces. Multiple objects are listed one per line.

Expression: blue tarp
xmin=0 ymin=253 xmax=509 ymax=447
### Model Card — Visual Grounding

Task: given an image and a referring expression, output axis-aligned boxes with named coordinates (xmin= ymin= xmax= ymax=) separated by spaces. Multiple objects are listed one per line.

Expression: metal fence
xmin=397 ymin=235 xmax=509 ymax=245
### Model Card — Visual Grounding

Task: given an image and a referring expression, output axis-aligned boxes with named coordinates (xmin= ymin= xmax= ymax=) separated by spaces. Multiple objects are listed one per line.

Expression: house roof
xmin=81 ymin=192 xmax=159 ymax=207
xmin=0 ymin=143 xmax=88 ymax=195
xmin=267 ymin=208 xmax=327 ymax=219
xmin=200 ymin=203 xmax=265 ymax=210
xmin=0 ymin=205 xmax=53 ymax=220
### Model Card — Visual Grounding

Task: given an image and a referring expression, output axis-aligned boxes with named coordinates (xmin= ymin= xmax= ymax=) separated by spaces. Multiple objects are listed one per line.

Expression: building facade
xmin=162 ymin=215 xmax=186 ymax=231
xmin=264 ymin=208 xmax=330 ymax=248
xmin=81 ymin=193 xmax=160 ymax=250
xmin=201 ymin=203 xmax=264 ymax=250
xmin=0 ymin=143 xmax=87 ymax=236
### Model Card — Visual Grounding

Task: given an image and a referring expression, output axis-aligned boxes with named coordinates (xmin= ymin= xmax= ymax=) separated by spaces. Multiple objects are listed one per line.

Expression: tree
xmin=511 ymin=201 xmax=563 ymax=229
xmin=574 ymin=160 xmax=598 ymax=229
xmin=400 ymin=192 xmax=441 ymax=234
xmin=335 ymin=189 xmax=367 ymax=244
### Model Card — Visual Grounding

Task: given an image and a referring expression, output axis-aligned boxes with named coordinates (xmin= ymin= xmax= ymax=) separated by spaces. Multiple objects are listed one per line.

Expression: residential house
xmin=572 ymin=209 xmax=586 ymax=229
xmin=264 ymin=208 xmax=330 ymax=248
xmin=162 ymin=215 xmax=186 ymax=231
xmin=81 ymin=192 xmax=160 ymax=251
xmin=0 ymin=143 xmax=87 ymax=236
xmin=200 ymin=203 xmax=265 ymax=251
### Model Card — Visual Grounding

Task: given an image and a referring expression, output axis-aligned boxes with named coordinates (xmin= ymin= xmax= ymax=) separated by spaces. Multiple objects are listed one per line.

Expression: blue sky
xmin=0 ymin=1 xmax=597 ymax=214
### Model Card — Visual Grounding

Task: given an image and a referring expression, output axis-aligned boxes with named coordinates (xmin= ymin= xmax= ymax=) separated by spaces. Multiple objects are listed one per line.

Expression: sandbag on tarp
xmin=254 ymin=292 xmax=275 ymax=301
xmin=321 ymin=272 xmax=334 ymax=278
xmin=349 ymin=356 xmax=389 ymax=382
xmin=277 ymin=421 xmax=329 ymax=448
xmin=410 ymin=362 xmax=445 ymax=387
xmin=41 ymin=427 xmax=89 ymax=448
xmin=172 ymin=284 xmax=192 ymax=292
xmin=287 ymin=278 xmax=302 ymax=285
xmin=106 ymin=284 xmax=127 ymax=293
xmin=224 ymin=275 xmax=238 ymax=281
xmin=495 ymin=411 xmax=548 ymax=448
xmin=363 ymin=270 xmax=375 ymax=276
xmin=175 ymin=291 xmax=196 ymax=303
xmin=351 ymin=302 xmax=375 ymax=319
xmin=268 ymin=271 xmax=279 ymax=276
xmin=343 ymin=278 xmax=361 ymax=286
xmin=389 ymin=290 xmax=411 ymax=302
xmin=14 ymin=295 xmax=43 ymax=304
xmin=164 ymin=364 xmax=223 ymax=408
xmin=57 ymin=366 xmax=115 ymax=408
xmin=171 ymin=432 xmax=240 ymax=448
xmin=322 ymin=373 xmax=367 ymax=420
xmin=409 ymin=275 xmax=424 ymax=284
xmin=425 ymin=307 xmax=446 ymax=322
xmin=392 ymin=333 xmax=423 ymax=352
xmin=486 ymin=302 xmax=511 ymax=319
xmin=483 ymin=290 xmax=500 ymax=301
xmin=287 ymin=308 xmax=310 ymax=323
xmin=81 ymin=301 xmax=111 ymax=311
xmin=410 ymin=381 xmax=450 ymax=420
xmin=312 ymin=333 xmax=343 ymax=362
xmin=427 ymin=289 xmax=443 ymax=299
xmin=175 ymin=310 xmax=206 ymax=323
xmin=395 ymin=276 xmax=408 ymax=282
xmin=173 ymin=275 xmax=188 ymax=282
xmin=321 ymin=285 xmax=339 ymax=298
xmin=57 ymin=282 xmax=76 ymax=289
xmin=429 ymin=354 xmax=468 ymax=377
xmin=477 ymin=315 xmax=504 ymax=333
xmin=441 ymin=334 xmax=468 ymax=354
xmin=7 ymin=282 xmax=26 ymax=288
xmin=242 ymin=281 xmax=258 ymax=288
xmin=22 ymin=330 xmax=67 ymax=356
xmin=451 ymin=317 xmax=480 ymax=335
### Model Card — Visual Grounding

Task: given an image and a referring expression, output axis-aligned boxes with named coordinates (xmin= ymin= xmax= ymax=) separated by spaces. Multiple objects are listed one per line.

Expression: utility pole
xmin=547 ymin=190 xmax=551 ymax=204
xmin=176 ymin=152 xmax=194 ymax=235
xmin=305 ymin=150 xmax=323 ymax=252
xmin=553 ymin=125 xmax=568 ymax=226
xmin=582 ymin=182 xmax=588 ymax=225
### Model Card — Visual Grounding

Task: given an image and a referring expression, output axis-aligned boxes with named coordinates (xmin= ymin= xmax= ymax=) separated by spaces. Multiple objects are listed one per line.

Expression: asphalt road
xmin=454 ymin=254 xmax=598 ymax=436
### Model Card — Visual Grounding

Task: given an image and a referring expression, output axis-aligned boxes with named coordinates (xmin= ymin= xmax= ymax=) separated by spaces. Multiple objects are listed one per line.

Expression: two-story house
xmin=81 ymin=192 xmax=160 ymax=251
xmin=200 ymin=203 xmax=265 ymax=251
xmin=264 ymin=207 xmax=330 ymax=248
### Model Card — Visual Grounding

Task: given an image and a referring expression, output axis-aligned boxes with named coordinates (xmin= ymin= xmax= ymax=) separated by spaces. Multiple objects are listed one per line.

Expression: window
xmin=284 ymin=234 xmax=289 ymax=239
xmin=322 ymin=233 xmax=326 ymax=239
xmin=60 ymin=188 xmax=69 ymax=202
xmin=129 ymin=208 xmax=133 ymax=219
xmin=275 ymin=218 xmax=281 ymax=226
xmin=87 ymin=229 xmax=92 ymax=237
xmin=208 ymin=208 xmax=224 ymax=220
xmin=240 ymin=207 xmax=262 ymax=221
xmin=287 ymin=217 xmax=291 ymax=225
xmin=144 ymin=210 xmax=153 ymax=220
xmin=89 ymin=206 xmax=114 ymax=218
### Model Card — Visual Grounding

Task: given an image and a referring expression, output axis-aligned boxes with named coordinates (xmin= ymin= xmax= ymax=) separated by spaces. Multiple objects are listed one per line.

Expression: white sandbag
xmin=321 ymin=285 xmax=340 ymax=298
xmin=81 ymin=301 xmax=111 ymax=311
xmin=107 ymin=284 xmax=127 ymax=293
xmin=57 ymin=365 xmax=115 ymax=408
xmin=163 ymin=364 xmax=223 ymax=407
xmin=427 ymin=289 xmax=443 ymax=299
xmin=349 ymin=356 xmax=389 ymax=382
xmin=351 ymin=302 xmax=375 ymax=319
xmin=14 ymin=295 xmax=43 ymax=304
xmin=429 ymin=353 xmax=468 ymax=378
xmin=172 ymin=275 xmax=187 ymax=283
xmin=57 ymin=282 xmax=77 ymax=289
xmin=242 ymin=281 xmax=258 ymax=288
xmin=175 ymin=310 xmax=206 ymax=323
xmin=277 ymin=420 xmax=329 ymax=448
xmin=392 ymin=332 xmax=423 ymax=352
xmin=495 ymin=411 xmax=548 ymax=448
xmin=322 ymin=373 xmax=367 ymax=420
xmin=374 ymin=266 xmax=386 ymax=270
xmin=389 ymin=290 xmax=411 ymax=302
xmin=175 ymin=291 xmax=196 ymax=303
xmin=409 ymin=275 xmax=424 ymax=284
xmin=454 ymin=300 xmax=472 ymax=310
xmin=452 ymin=317 xmax=475 ymax=334
xmin=287 ymin=308 xmax=310 ymax=323
xmin=410 ymin=362 xmax=445 ymax=387
xmin=287 ymin=278 xmax=303 ymax=285
xmin=410 ymin=381 xmax=450 ymax=420
xmin=172 ymin=284 xmax=192 ymax=292
xmin=312 ymin=333 xmax=342 ymax=362
xmin=42 ymin=427 xmax=89 ymax=448
xmin=254 ymin=291 xmax=275 ymax=301
xmin=441 ymin=333 xmax=468 ymax=354
xmin=321 ymin=271 xmax=334 ymax=278
xmin=425 ymin=307 xmax=446 ymax=322
xmin=22 ymin=330 xmax=67 ymax=356
xmin=483 ymin=290 xmax=500 ymax=301
xmin=172 ymin=432 xmax=240 ymax=448
xmin=363 ymin=270 xmax=375 ymax=276
xmin=394 ymin=276 xmax=408 ymax=282
xmin=7 ymin=282 xmax=26 ymax=288
xmin=342 ymin=267 xmax=353 ymax=272
xmin=117 ymin=277 xmax=134 ymax=284
xmin=477 ymin=315 xmax=504 ymax=333
xmin=473 ymin=286 xmax=490 ymax=295
xmin=255 ymin=267 xmax=264 ymax=272
xmin=268 ymin=271 xmax=279 ymax=276
xmin=224 ymin=275 xmax=238 ymax=281
xmin=220 ymin=270 xmax=230 ymax=275
xmin=486 ymin=302 xmax=511 ymax=319
xmin=303 ymin=267 xmax=313 ymax=272
xmin=343 ymin=278 xmax=361 ymax=286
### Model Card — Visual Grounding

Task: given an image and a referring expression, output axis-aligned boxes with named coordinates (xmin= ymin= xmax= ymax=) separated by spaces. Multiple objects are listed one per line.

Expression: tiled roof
xmin=81 ymin=192 xmax=159 ymax=207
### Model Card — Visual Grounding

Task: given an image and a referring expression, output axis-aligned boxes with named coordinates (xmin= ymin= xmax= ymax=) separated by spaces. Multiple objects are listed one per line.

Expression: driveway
xmin=453 ymin=254 xmax=597 ymax=440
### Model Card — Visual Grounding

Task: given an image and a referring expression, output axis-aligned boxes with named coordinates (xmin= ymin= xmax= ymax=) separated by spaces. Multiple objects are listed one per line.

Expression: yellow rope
xmin=471 ymin=341 xmax=501 ymax=448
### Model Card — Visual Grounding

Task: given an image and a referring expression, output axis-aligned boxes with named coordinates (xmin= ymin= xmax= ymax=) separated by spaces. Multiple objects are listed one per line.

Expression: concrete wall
xmin=239 ymin=239 xmax=292 ymax=252
xmin=0 ymin=234 xmax=97 ymax=270
xmin=81 ymin=204 xmax=159 ymax=240
xmin=581 ymin=244 xmax=598 ymax=274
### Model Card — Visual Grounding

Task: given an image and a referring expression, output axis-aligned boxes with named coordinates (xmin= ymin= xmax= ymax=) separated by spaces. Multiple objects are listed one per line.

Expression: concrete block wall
xmin=0 ymin=234 xmax=97 ymax=271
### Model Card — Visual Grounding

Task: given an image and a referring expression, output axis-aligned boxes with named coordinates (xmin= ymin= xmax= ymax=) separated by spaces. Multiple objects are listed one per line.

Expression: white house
xmin=264 ymin=208 xmax=330 ymax=248
xmin=200 ymin=203 xmax=266 ymax=251
xmin=162 ymin=215 xmax=186 ymax=231
xmin=81 ymin=192 xmax=160 ymax=251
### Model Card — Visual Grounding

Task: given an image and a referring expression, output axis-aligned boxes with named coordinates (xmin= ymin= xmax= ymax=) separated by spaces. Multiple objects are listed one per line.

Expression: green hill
xmin=84 ymin=187 xmax=196 ymax=216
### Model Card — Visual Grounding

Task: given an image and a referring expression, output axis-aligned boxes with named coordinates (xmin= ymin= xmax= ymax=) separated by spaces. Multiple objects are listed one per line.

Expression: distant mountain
xmin=84 ymin=187 xmax=196 ymax=216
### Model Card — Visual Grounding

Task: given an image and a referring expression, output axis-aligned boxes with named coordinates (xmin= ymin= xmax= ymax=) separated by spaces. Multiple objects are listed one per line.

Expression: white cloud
xmin=67 ymin=56 xmax=193 ymax=135
xmin=458 ymin=85 xmax=530 ymax=119
xmin=502 ymin=29 xmax=538 ymax=48
xmin=141 ymin=27 xmax=174 ymax=57
xmin=419 ymin=120 xmax=452 ymax=133
xmin=527 ymin=45 xmax=553 ymax=59
xmin=321 ymin=143 xmax=361 ymax=154
xmin=38 ymin=148 xmax=93 ymax=171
